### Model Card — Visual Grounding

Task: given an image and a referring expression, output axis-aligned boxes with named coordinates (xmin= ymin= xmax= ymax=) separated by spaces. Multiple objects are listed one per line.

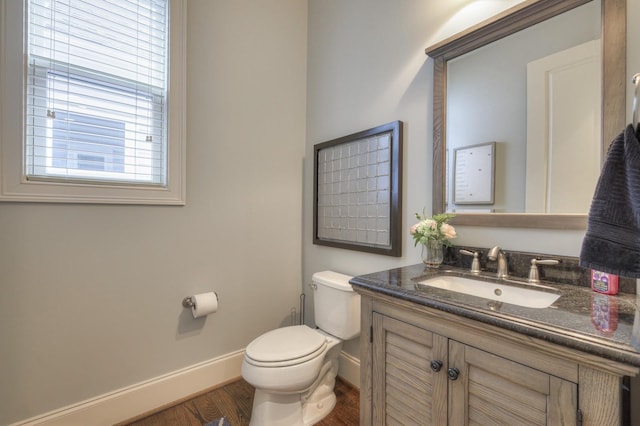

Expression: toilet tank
xmin=312 ymin=271 xmax=361 ymax=340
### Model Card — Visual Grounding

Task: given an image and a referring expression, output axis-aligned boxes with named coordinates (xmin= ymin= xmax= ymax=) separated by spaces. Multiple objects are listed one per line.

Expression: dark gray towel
xmin=580 ymin=124 xmax=640 ymax=277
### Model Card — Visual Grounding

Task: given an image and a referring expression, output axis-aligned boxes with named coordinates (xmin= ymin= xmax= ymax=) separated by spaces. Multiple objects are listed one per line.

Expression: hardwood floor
xmin=119 ymin=377 xmax=359 ymax=426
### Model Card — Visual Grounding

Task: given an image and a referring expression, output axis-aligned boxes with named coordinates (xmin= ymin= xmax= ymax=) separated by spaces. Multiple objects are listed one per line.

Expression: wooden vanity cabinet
xmin=372 ymin=312 xmax=448 ymax=424
xmin=359 ymin=290 xmax=637 ymax=426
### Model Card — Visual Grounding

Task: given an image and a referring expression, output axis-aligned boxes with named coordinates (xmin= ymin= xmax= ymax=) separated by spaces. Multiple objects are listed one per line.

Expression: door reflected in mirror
xmin=445 ymin=0 xmax=601 ymax=214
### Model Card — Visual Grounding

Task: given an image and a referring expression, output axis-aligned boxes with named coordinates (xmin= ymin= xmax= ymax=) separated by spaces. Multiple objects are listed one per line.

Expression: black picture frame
xmin=313 ymin=120 xmax=403 ymax=256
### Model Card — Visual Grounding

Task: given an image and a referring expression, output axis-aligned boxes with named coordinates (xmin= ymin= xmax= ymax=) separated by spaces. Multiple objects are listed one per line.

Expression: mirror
xmin=426 ymin=0 xmax=626 ymax=229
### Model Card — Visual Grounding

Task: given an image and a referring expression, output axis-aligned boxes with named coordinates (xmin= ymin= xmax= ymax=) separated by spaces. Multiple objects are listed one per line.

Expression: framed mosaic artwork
xmin=313 ymin=121 xmax=403 ymax=256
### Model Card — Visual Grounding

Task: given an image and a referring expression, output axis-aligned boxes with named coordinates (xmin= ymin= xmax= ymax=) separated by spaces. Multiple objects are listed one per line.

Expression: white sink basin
xmin=417 ymin=275 xmax=560 ymax=309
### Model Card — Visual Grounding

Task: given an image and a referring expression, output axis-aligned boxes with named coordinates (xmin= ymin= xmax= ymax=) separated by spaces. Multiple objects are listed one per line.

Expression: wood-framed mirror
xmin=426 ymin=0 xmax=626 ymax=229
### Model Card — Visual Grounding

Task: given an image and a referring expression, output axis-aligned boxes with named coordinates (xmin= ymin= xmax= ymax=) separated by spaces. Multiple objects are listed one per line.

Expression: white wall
xmin=0 ymin=1 xmax=307 ymax=424
xmin=304 ymin=0 xmax=640 ymax=358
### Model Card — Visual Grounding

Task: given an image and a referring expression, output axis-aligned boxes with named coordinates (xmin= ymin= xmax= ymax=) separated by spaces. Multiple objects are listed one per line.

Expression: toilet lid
xmin=245 ymin=325 xmax=326 ymax=363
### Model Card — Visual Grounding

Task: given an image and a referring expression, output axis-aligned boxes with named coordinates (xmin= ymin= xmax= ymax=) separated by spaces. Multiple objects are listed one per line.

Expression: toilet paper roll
xmin=191 ymin=292 xmax=218 ymax=318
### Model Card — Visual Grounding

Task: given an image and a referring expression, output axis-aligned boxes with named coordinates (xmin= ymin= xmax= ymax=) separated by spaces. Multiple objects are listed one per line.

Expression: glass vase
xmin=421 ymin=240 xmax=444 ymax=268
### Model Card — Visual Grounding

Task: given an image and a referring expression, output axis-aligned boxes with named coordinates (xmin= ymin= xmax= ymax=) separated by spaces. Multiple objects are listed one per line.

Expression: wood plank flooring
xmin=119 ymin=377 xmax=359 ymax=426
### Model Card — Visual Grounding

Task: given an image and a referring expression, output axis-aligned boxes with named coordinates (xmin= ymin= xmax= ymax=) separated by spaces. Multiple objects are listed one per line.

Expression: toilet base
xmin=248 ymin=388 xmax=337 ymax=426
xmin=301 ymin=391 xmax=336 ymax=426
xmin=248 ymin=391 xmax=304 ymax=426
xmin=248 ymin=354 xmax=340 ymax=426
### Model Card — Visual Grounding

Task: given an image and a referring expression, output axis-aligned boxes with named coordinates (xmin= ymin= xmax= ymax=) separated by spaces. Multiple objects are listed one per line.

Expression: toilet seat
xmin=245 ymin=325 xmax=327 ymax=368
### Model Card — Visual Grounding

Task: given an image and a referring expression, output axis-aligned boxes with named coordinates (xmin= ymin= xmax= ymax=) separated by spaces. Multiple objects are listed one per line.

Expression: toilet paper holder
xmin=182 ymin=292 xmax=219 ymax=308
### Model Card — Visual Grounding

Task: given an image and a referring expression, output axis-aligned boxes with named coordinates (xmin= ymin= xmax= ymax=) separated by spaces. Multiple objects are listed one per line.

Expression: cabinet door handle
xmin=447 ymin=367 xmax=460 ymax=380
xmin=430 ymin=360 xmax=443 ymax=372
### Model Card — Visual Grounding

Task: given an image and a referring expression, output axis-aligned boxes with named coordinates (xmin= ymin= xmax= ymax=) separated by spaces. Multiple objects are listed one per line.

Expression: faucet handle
xmin=460 ymin=249 xmax=481 ymax=274
xmin=528 ymin=258 xmax=560 ymax=283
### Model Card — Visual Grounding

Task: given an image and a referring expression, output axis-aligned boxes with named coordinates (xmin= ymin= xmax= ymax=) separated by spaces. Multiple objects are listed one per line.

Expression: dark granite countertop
xmin=350 ymin=264 xmax=640 ymax=367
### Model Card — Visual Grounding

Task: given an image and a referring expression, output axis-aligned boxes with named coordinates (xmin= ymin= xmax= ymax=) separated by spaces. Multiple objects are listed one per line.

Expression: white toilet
xmin=241 ymin=270 xmax=361 ymax=426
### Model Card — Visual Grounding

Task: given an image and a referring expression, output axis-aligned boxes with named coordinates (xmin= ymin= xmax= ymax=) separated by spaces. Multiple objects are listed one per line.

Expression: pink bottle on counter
xmin=590 ymin=270 xmax=619 ymax=295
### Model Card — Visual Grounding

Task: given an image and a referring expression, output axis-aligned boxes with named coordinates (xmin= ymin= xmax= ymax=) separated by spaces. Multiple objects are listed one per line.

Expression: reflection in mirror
xmin=426 ymin=0 xmax=626 ymax=229
xmin=446 ymin=1 xmax=601 ymax=214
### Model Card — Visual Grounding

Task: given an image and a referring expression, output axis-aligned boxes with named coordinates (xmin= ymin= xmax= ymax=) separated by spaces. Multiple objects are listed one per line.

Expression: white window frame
xmin=0 ymin=0 xmax=186 ymax=205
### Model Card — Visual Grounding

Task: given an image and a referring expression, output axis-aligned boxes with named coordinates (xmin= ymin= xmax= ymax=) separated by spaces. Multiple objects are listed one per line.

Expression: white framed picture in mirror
xmin=452 ymin=142 xmax=495 ymax=206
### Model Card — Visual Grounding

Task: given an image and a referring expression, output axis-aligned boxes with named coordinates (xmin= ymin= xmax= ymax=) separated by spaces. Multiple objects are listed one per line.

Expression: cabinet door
xmin=372 ymin=312 xmax=448 ymax=425
xmin=448 ymin=340 xmax=577 ymax=426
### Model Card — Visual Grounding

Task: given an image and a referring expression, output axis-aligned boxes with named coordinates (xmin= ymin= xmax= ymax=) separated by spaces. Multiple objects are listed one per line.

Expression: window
xmin=52 ymin=110 xmax=126 ymax=173
xmin=0 ymin=0 xmax=185 ymax=204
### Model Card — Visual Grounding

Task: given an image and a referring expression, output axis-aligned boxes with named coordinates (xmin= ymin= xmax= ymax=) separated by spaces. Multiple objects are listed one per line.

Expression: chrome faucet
xmin=487 ymin=246 xmax=509 ymax=279
xmin=528 ymin=258 xmax=560 ymax=283
xmin=459 ymin=249 xmax=481 ymax=274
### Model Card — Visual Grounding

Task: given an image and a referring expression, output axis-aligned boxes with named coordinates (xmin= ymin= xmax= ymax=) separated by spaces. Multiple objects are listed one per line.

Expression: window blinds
xmin=26 ymin=0 xmax=169 ymax=185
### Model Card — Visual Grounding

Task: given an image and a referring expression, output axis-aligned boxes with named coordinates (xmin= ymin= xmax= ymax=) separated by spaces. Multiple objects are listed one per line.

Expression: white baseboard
xmin=11 ymin=349 xmax=360 ymax=426
xmin=10 ymin=350 xmax=246 ymax=426
xmin=338 ymin=351 xmax=360 ymax=389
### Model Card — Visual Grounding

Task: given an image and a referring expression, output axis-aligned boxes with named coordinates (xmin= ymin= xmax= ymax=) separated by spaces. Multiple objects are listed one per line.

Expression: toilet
xmin=241 ymin=270 xmax=361 ymax=426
